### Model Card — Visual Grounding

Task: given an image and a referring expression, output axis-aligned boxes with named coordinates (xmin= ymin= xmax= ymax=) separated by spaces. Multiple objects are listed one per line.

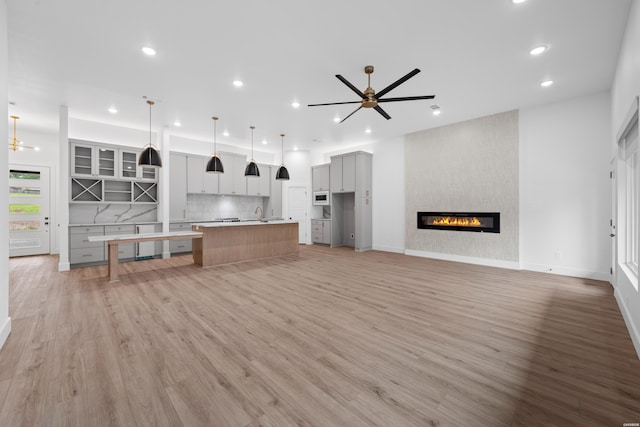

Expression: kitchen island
xmin=192 ymin=220 xmax=299 ymax=267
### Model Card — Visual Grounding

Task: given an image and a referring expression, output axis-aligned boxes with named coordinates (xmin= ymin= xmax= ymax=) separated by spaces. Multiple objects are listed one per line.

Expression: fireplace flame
xmin=432 ymin=216 xmax=482 ymax=227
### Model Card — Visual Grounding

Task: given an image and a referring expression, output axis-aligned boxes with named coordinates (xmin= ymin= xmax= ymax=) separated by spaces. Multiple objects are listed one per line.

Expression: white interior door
xmin=288 ymin=186 xmax=307 ymax=244
xmin=611 ymin=161 xmax=617 ymax=286
xmin=9 ymin=166 xmax=51 ymax=257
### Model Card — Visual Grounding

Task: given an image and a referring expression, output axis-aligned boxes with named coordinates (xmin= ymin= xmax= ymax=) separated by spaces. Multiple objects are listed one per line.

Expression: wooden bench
xmin=88 ymin=231 xmax=203 ymax=282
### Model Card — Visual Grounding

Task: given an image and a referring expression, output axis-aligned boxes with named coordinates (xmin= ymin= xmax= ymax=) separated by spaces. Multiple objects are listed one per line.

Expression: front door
xmin=9 ymin=166 xmax=51 ymax=257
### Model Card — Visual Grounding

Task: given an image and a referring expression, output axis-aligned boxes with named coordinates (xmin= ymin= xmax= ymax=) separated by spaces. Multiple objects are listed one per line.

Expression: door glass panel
xmin=9 ymin=186 xmax=40 ymax=197
xmin=10 ymin=238 xmax=41 ymax=249
xmin=9 ymin=170 xmax=41 ymax=180
xmin=10 ymin=221 xmax=41 ymax=232
xmin=9 ymin=204 xmax=41 ymax=214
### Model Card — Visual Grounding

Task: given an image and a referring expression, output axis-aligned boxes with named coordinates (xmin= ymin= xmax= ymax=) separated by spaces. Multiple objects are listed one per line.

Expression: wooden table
xmin=192 ymin=221 xmax=298 ymax=267
xmin=89 ymin=231 xmax=203 ymax=282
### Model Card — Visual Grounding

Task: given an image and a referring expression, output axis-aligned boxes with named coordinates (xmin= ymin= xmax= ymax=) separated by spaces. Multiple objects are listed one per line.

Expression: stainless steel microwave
xmin=313 ymin=191 xmax=329 ymax=205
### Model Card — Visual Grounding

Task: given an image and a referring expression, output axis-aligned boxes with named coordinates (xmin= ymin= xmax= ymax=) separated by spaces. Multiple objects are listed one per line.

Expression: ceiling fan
xmin=308 ymin=65 xmax=435 ymax=123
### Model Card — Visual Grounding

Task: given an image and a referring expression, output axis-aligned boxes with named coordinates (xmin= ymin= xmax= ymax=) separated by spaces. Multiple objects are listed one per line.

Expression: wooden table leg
xmin=108 ymin=242 xmax=119 ymax=282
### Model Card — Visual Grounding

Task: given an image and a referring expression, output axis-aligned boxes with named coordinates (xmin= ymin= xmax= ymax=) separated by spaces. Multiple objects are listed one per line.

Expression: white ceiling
xmin=6 ymin=0 xmax=632 ymax=154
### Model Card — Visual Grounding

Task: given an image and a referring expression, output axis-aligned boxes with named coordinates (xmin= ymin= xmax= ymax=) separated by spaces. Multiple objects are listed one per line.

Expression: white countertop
xmin=88 ymin=230 xmax=202 ymax=242
xmin=192 ymin=220 xmax=297 ymax=228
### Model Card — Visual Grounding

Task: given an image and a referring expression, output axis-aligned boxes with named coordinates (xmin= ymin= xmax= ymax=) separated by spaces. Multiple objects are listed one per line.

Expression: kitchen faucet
xmin=255 ymin=206 xmax=263 ymax=220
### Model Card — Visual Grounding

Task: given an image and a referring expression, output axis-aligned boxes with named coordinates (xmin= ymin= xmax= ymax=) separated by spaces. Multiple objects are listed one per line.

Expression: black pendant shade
xmin=139 ymin=145 xmax=162 ymax=167
xmin=275 ymin=165 xmax=289 ymax=180
xmin=206 ymin=155 xmax=224 ymax=173
xmin=275 ymin=133 xmax=290 ymax=180
xmin=245 ymin=125 xmax=260 ymax=177
xmin=206 ymin=116 xmax=224 ymax=173
xmin=245 ymin=161 xmax=260 ymax=177
xmin=138 ymin=100 xmax=162 ymax=167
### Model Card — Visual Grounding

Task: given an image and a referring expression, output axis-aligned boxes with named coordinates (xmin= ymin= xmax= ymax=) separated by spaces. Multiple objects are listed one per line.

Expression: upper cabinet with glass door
xmin=120 ymin=149 xmax=157 ymax=181
xmin=70 ymin=141 xmax=117 ymax=178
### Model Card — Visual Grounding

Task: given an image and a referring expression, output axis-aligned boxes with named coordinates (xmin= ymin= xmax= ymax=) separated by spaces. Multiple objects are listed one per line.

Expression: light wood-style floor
xmin=1 ymin=245 xmax=639 ymax=426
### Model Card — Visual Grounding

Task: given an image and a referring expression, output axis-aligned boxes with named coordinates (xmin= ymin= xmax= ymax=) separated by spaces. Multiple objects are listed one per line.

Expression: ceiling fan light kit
xmin=308 ymin=65 xmax=435 ymax=123
xmin=138 ymin=100 xmax=163 ymax=167
xmin=206 ymin=116 xmax=224 ymax=173
xmin=245 ymin=125 xmax=260 ymax=177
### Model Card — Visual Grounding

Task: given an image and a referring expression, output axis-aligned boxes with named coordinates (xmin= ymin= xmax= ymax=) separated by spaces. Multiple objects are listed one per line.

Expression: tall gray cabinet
xmin=330 ymin=151 xmax=372 ymax=252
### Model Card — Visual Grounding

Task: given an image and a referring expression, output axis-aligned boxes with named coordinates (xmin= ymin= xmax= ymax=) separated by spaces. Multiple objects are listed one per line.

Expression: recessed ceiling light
xmin=108 ymin=107 xmax=118 ymax=114
xmin=333 ymin=117 xmax=340 ymax=123
xmin=233 ymin=80 xmax=244 ymax=87
xmin=512 ymin=0 xmax=526 ymax=3
xmin=262 ymin=139 xmax=268 ymax=145
xmin=223 ymin=131 xmax=229 ymax=137
xmin=142 ymin=46 xmax=156 ymax=56
xmin=291 ymin=101 xmax=300 ymax=108
xmin=174 ymin=121 xmax=182 ymax=127
xmin=34 ymin=147 xmax=40 ymax=151
xmin=529 ymin=45 xmax=548 ymax=56
xmin=294 ymin=146 xmax=298 ymax=151
xmin=541 ymin=80 xmax=554 ymax=87
xmin=433 ymin=109 xmax=441 ymax=116
xmin=365 ymin=129 xmax=372 ymax=134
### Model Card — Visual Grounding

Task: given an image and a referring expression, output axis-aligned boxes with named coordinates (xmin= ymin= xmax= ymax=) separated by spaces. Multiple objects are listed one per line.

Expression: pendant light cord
xmin=281 ymin=133 xmax=285 ymax=165
xmin=250 ymin=125 xmax=255 ymax=160
xmin=147 ymin=100 xmax=154 ymax=146
xmin=212 ymin=116 xmax=218 ymax=154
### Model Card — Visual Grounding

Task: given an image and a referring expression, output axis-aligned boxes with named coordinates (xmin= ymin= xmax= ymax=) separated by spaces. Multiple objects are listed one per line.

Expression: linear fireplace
xmin=417 ymin=212 xmax=500 ymax=233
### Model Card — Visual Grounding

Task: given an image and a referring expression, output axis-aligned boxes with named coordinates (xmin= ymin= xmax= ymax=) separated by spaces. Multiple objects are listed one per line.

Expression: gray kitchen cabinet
xmin=266 ymin=166 xmax=283 ymax=218
xmin=312 ymin=219 xmax=331 ymax=244
xmin=70 ymin=142 xmax=117 ymax=178
xmin=312 ymin=164 xmax=330 ymax=191
xmin=187 ymin=155 xmax=219 ymax=194
xmin=69 ymin=225 xmax=105 ymax=265
xmin=246 ymin=163 xmax=270 ymax=196
xmin=104 ymin=224 xmax=135 ymax=259
xmin=330 ymin=153 xmax=355 ymax=193
xmin=120 ymin=150 xmax=158 ymax=181
xmin=218 ymin=153 xmax=247 ymax=196
xmin=170 ymin=153 xmax=188 ymax=220
xmin=169 ymin=222 xmax=193 ymax=254
xmin=329 ymin=151 xmax=372 ymax=252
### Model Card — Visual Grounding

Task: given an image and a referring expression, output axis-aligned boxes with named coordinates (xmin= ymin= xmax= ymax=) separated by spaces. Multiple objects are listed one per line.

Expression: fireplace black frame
xmin=417 ymin=212 xmax=500 ymax=233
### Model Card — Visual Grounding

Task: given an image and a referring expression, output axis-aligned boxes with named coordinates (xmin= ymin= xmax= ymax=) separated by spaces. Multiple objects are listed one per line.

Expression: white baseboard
xmin=0 ymin=317 xmax=12 ymax=351
xmin=404 ymin=249 xmax=520 ymax=270
xmin=58 ymin=261 xmax=70 ymax=272
xmin=372 ymin=245 xmax=405 ymax=254
xmin=162 ymin=251 xmax=171 ymax=259
xmin=520 ymin=263 xmax=610 ymax=282
xmin=614 ymin=289 xmax=640 ymax=360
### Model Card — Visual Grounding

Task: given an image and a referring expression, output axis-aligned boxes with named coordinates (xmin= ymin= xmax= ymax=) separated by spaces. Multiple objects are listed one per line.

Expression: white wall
xmin=520 ymin=91 xmax=611 ymax=280
xmin=0 ymin=0 xmax=11 ymax=351
xmin=611 ymin=0 xmax=640 ymax=358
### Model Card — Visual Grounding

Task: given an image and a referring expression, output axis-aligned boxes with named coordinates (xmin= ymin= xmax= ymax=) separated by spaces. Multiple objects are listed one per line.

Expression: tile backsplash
xmin=69 ymin=203 xmax=158 ymax=224
xmin=186 ymin=194 xmax=267 ymax=220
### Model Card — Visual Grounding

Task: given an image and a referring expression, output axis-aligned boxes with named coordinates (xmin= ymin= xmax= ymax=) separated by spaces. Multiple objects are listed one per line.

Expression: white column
xmin=0 ymin=0 xmax=12 ymax=350
xmin=58 ymin=106 xmax=70 ymax=271
xmin=161 ymin=126 xmax=171 ymax=258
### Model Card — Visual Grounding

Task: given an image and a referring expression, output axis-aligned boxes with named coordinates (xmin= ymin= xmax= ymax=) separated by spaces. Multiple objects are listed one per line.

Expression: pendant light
xmin=244 ymin=125 xmax=260 ymax=177
xmin=206 ymin=116 xmax=224 ymax=173
xmin=275 ymin=133 xmax=290 ymax=180
xmin=138 ymin=100 xmax=162 ymax=167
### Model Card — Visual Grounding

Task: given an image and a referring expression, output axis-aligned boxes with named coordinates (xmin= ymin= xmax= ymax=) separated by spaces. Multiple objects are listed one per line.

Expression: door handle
xmin=610 ymin=233 xmax=616 ymax=237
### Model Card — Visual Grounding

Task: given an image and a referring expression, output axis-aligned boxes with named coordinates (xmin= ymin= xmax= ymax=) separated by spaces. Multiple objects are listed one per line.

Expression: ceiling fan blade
xmin=375 ymin=68 xmax=421 ymax=99
xmin=307 ymin=100 xmax=362 ymax=107
xmin=374 ymin=105 xmax=391 ymax=120
xmin=377 ymin=95 xmax=435 ymax=103
xmin=336 ymin=75 xmax=366 ymax=99
xmin=340 ymin=106 xmax=363 ymax=123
